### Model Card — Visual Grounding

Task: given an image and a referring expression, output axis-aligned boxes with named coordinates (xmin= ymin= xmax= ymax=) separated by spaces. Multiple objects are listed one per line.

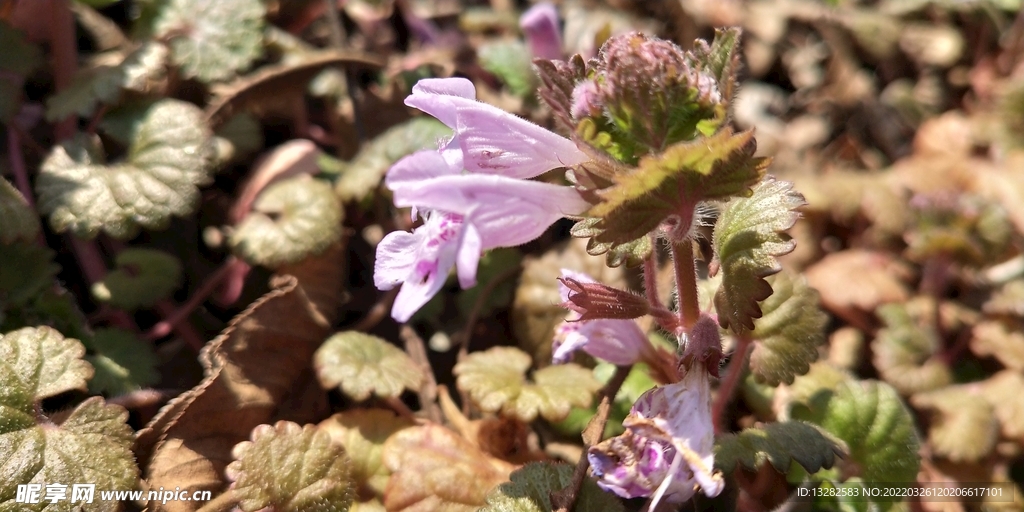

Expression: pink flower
xmin=375 ymin=78 xmax=591 ymax=322
xmin=519 ymin=3 xmax=562 ymax=60
xmin=552 ymin=269 xmax=655 ymax=366
xmin=588 ymin=365 xmax=724 ymax=506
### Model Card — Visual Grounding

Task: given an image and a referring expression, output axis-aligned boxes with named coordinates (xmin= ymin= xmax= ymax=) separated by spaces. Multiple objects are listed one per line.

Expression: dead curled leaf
xmin=381 ymin=424 xmax=515 ymax=512
xmin=134 ymin=243 xmax=345 ymax=512
xmin=804 ymin=249 xmax=913 ymax=314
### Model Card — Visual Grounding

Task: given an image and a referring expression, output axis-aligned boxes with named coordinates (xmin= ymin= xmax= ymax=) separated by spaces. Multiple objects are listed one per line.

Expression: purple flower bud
xmin=588 ymin=363 xmax=723 ymax=507
xmin=519 ymin=3 xmax=562 ymax=60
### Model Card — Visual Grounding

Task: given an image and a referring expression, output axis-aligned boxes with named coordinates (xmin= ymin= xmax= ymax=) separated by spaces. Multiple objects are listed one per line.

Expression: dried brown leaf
xmin=135 ymin=244 xmax=345 ymax=511
xmin=970 ymin=320 xmax=1024 ymax=371
xmin=381 ymin=424 xmax=515 ymax=512
xmin=805 ymin=249 xmax=913 ymax=313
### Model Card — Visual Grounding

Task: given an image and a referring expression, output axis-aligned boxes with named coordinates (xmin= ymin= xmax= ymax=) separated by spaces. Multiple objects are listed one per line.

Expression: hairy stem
xmin=712 ymin=333 xmax=752 ymax=434
xmin=551 ymin=364 xmax=632 ymax=512
xmin=643 ymin=237 xmax=665 ymax=311
xmin=671 ymin=239 xmax=701 ymax=332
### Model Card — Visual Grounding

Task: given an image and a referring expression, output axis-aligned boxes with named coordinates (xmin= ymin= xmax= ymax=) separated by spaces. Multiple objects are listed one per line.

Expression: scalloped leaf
xmin=792 ymin=379 xmax=921 ymax=506
xmin=0 ymin=326 xmax=93 ymax=405
xmin=226 ymin=421 xmax=355 ymax=512
xmin=91 ymin=248 xmax=181 ymax=310
xmin=911 ymin=386 xmax=998 ymax=463
xmin=0 ymin=328 xmax=136 ymax=510
xmin=981 ymin=370 xmax=1024 ymax=439
xmin=747 ymin=272 xmax=827 ymax=386
xmin=0 ymin=396 xmax=139 ymax=512
xmin=478 ymin=41 xmax=537 ymax=98
xmin=0 ymin=178 xmax=40 ymax=244
xmin=0 ymin=243 xmax=59 ymax=306
xmin=318 ymin=409 xmax=414 ymax=497
xmin=314 ymin=331 xmax=424 ymax=401
xmin=481 ymin=462 xmax=625 ymax=512
xmin=714 ymin=421 xmax=844 ymax=474
xmin=971 ymin=320 xmax=1024 ymax=371
xmin=45 ymin=42 xmax=168 ymax=121
xmin=382 ymin=424 xmax=514 ymax=512
xmin=84 ymin=327 xmax=159 ymax=396
xmin=591 ymin=128 xmax=767 ymax=218
xmin=332 ymin=117 xmax=451 ymax=203
xmin=713 ymin=177 xmax=805 ymax=333
xmin=872 ymin=302 xmax=952 ymax=395
xmin=453 ymin=346 xmax=601 ymax=422
xmin=229 ymin=176 xmax=343 ymax=268
xmin=36 ymin=99 xmax=215 ymax=239
xmin=151 ymin=0 xmax=265 ymax=83
xmin=570 ymin=216 xmax=653 ymax=267
xmin=772 ymin=362 xmax=855 ymax=421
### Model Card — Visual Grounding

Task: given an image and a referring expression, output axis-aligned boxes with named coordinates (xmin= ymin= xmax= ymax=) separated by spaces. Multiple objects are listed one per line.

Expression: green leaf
xmin=36 ymin=99 xmax=216 ymax=239
xmin=454 ymin=346 xmax=601 ymax=422
xmin=0 ymin=328 xmax=136 ymax=510
xmin=151 ymin=0 xmax=265 ymax=83
xmin=457 ymin=248 xmax=523 ymax=318
xmin=0 ymin=178 xmax=41 ymax=244
xmin=589 ymin=127 xmax=765 ymax=218
xmin=318 ymin=409 xmax=414 ymax=497
xmin=792 ymin=380 xmax=921 ymax=507
xmin=570 ymin=217 xmax=653 ymax=267
xmin=0 ymin=327 xmax=94 ymax=406
xmin=747 ymin=272 xmax=827 ymax=386
xmin=45 ymin=42 xmax=168 ymax=121
xmin=229 ymin=176 xmax=343 ymax=268
xmin=84 ymin=328 xmax=159 ymax=396
xmin=0 ymin=244 xmax=59 ymax=306
xmin=698 ymin=27 xmax=741 ymax=104
xmin=333 ymin=117 xmax=451 ymax=203
xmin=481 ymin=462 xmax=625 ymax=512
xmin=314 ymin=332 xmax=424 ymax=401
xmin=226 ymin=421 xmax=355 ymax=512
xmin=872 ymin=303 xmax=952 ymax=395
xmin=713 ymin=176 xmax=805 ymax=333
xmin=714 ymin=421 xmax=845 ymax=474
xmin=91 ymin=248 xmax=181 ymax=310
xmin=910 ymin=386 xmax=998 ymax=463
xmin=773 ymin=362 xmax=855 ymax=421
xmin=478 ymin=41 xmax=537 ymax=98
xmin=0 ymin=21 xmax=43 ymax=122
xmin=0 ymin=396 xmax=139 ymax=512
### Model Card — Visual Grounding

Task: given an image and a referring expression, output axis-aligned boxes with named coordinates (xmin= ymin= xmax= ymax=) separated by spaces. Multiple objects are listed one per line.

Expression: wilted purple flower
xmin=588 ymin=363 xmax=723 ymax=507
xmin=375 ymin=78 xmax=591 ymax=321
xmin=552 ymin=269 xmax=655 ymax=366
xmin=519 ymin=3 xmax=562 ymax=60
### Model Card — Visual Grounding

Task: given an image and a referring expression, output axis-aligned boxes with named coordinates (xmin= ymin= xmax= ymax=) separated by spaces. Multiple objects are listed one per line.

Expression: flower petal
xmin=405 ymin=77 xmax=476 ymax=128
xmin=374 ymin=230 xmax=424 ymax=290
xmin=455 ymin=102 xmax=588 ymax=178
xmin=386 ymin=150 xmax=460 ymax=190
xmin=519 ymin=3 xmax=562 ymax=60
xmin=456 ymin=222 xmax=482 ymax=289
xmin=392 ymin=174 xmax=589 ymax=248
xmin=389 ymin=222 xmax=463 ymax=323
